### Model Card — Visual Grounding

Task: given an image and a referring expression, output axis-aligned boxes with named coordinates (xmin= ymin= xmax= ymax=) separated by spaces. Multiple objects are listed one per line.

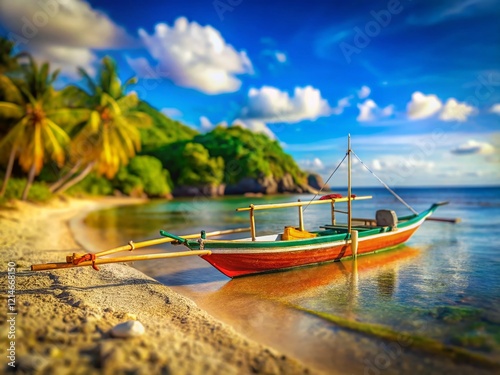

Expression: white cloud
xmin=233 ymin=119 xmax=275 ymax=139
xmin=357 ymin=85 xmax=371 ymax=99
xmin=371 ymin=159 xmax=382 ymax=171
xmin=407 ymin=92 xmax=443 ymax=120
xmin=490 ymin=103 xmax=500 ymax=115
xmin=300 ymin=158 xmax=325 ymax=172
xmin=200 ymin=116 xmax=227 ymax=131
xmin=161 ymin=108 xmax=182 ymax=118
xmin=357 ymin=99 xmax=377 ymax=122
xmin=331 ymin=95 xmax=353 ymax=115
xmin=450 ymin=140 xmax=495 ymax=155
xmin=133 ymin=17 xmax=253 ymax=94
xmin=407 ymin=0 xmax=497 ymax=26
xmin=439 ymin=98 xmax=475 ymax=122
xmin=200 ymin=116 xmax=214 ymax=130
xmin=275 ymin=52 xmax=287 ymax=63
xmin=241 ymin=85 xmax=332 ymax=123
xmin=313 ymin=157 xmax=324 ymax=169
xmin=126 ymin=56 xmax=165 ymax=80
xmin=0 ymin=0 xmax=134 ymax=76
xmin=29 ymin=43 xmax=97 ymax=78
xmin=0 ymin=0 xmax=132 ymax=48
xmin=357 ymin=99 xmax=394 ymax=122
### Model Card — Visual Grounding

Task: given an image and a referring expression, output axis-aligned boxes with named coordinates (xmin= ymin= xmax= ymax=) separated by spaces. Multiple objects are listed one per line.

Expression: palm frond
xmin=124 ymin=111 xmax=152 ymax=128
xmin=122 ymin=76 xmax=138 ymax=92
xmin=18 ymin=81 xmax=37 ymax=105
xmin=78 ymin=67 xmax=98 ymax=95
xmin=44 ymin=118 xmax=70 ymax=167
xmin=0 ymin=102 xmax=24 ymax=119
xmin=0 ymin=116 xmax=29 ymax=152
xmin=88 ymin=110 xmax=101 ymax=134
xmin=0 ymin=75 xmax=24 ymax=104
xmin=116 ymin=93 xmax=139 ymax=113
xmin=101 ymin=92 xmax=121 ymax=115
xmin=49 ymin=68 xmax=60 ymax=85
xmin=46 ymin=108 xmax=91 ymax=129
xmin=39 ymin=63 xmax=49 ymax=94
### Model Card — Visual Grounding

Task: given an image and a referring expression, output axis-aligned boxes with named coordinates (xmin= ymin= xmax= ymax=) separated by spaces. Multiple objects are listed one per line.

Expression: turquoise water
xmin=82 ymin=187 xmax=500 ymax=374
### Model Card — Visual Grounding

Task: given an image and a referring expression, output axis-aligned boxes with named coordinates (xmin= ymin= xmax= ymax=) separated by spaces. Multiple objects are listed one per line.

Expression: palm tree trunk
xmin=0 ymin=145 xmax=17 ymax=197
xmin=55 ymin=161 xmax=96 ymax=194
xmin=49 ymin=160 xmax=82 ymax=192
xmin=21 ymin=162 xmax=36 ymax=201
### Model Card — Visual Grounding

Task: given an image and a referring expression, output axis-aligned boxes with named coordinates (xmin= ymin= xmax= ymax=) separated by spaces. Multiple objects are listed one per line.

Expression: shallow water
xmin=80 ymin=187 xmax=500 ymax=374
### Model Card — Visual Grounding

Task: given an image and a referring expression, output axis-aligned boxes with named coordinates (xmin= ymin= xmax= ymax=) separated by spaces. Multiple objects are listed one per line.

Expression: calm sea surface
xmin=81 ymin=187 xmax=500 ymax=374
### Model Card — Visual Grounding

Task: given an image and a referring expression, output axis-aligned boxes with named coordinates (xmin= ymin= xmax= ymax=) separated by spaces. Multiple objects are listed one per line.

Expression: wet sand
xmin=0 ymin=197 xmax=313 ymax=375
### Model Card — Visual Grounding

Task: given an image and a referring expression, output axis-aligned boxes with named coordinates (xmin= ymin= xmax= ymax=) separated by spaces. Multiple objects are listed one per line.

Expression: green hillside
xmin=137 ymin=101 xmax=198 ymax=151
xmin=148 ymin=125 xmax=306 ymax=189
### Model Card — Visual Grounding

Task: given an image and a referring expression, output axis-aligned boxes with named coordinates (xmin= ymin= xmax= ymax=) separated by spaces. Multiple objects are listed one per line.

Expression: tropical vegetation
xmin=0 ymin=36 xmax=307 ymax=203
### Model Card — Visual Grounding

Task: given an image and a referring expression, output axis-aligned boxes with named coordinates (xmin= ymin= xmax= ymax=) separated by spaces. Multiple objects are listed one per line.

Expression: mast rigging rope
xmin=304 ymin=153 xmax=347 ymax=212
xmin=352 ymin=151 xmax=418 ymax=215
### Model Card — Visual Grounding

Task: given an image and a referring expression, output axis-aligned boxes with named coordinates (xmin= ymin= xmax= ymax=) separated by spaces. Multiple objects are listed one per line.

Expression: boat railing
xmin=235 ymin=195 xmax=372 ymax=212
xmin=236 ymin=195 xmax=373 ymax=241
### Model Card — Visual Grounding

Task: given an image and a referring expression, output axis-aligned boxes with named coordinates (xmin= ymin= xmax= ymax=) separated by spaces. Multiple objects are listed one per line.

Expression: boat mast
xmin=347 ymin=134 xmax=352 ymax=234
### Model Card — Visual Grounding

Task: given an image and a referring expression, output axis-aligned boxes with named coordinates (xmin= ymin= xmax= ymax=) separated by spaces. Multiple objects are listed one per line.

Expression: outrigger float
xmin=31 ymin=136 xmax=456 ymax=277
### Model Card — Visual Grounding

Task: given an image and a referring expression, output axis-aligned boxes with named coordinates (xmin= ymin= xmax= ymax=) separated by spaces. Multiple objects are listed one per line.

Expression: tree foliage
xmin=113 ymin=155 xmax=172 ymax=197
xmin=137 ymin=101 xmax=198 ymax=151
xmin=149 ymin=141 xmax=224 ymax=187
xmin=194 ymin=126 xmax=306 ymax=184
xmin=148 ymin=125 xmax=305 ymax=187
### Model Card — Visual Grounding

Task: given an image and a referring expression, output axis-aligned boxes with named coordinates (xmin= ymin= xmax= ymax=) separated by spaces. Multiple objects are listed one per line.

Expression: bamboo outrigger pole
xmin=31 ymin=227 xmax=251 ymax=272
xmin=66 ymin=227 xmax=251 ymax=263
xmin=32 ymin=251 xmax=212 ymax=271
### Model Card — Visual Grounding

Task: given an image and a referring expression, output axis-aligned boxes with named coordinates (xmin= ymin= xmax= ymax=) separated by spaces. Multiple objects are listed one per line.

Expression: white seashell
xmin=110 ymin=320 xmax=145 ymax=338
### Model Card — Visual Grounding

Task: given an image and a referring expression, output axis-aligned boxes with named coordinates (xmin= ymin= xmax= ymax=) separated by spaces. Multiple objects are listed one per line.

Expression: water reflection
xmin=206 ymin=247 xmax=419 ymax=310
xmin=376 ymin=269 xmax=396 ymax=299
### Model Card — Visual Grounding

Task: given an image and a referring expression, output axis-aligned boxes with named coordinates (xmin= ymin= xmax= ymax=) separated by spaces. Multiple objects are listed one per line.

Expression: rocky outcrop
xmin=225 ymin=176 xmax=278 ymax=195
xmin=172 ymin=174 xmax=319 ymax=197
xmin=225 ymin=173 xmax=311 ymax=195
xmin=278 ymin=173 xmax=296 ymax=193
xmin=173 ymin=184 xmax=225 ymax=197
xmin=307 ymin=173 xmax=329 ymax=192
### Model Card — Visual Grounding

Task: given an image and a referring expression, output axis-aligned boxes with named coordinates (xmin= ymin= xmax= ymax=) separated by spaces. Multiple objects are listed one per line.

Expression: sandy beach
xmin=0 ymin=197 xmax=314 ymax=375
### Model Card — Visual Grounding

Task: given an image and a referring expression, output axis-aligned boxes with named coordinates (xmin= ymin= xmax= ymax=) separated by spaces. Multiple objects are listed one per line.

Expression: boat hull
xmin=156 ymin=203 xmax=444 ymax=278
xmin=200 ymin=218 xmax=423 ymax=278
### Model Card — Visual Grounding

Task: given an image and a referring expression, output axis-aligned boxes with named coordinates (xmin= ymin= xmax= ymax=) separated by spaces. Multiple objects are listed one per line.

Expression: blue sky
xmin=1 ymin=0 xmax=499 ymax=186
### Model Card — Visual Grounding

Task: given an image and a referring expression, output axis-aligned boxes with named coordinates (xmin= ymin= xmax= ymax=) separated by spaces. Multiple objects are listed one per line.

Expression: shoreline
xmin=0 ymin=196 xmax=314 ymax=374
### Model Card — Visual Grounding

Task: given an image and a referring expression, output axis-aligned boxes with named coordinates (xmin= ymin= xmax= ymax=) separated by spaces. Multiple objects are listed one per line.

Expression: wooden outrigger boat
xmin=31 ymin=136 xmax=451 ymax=277
xmin=158 ymin=201 xmax=445 ymax=278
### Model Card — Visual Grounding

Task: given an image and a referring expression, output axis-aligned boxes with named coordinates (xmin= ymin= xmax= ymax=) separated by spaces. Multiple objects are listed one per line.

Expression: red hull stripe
xmin=201 ymin=224 xmax=420 ymax=278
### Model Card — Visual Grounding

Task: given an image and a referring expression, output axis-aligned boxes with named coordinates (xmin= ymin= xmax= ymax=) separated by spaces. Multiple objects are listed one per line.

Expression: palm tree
xmin=0 ymin=57 xmax=81 ymax=200
xmin=0 ymin=37 xmax=20 ymax=74
xmin=53 ymin=56 xmax=150 ymax=193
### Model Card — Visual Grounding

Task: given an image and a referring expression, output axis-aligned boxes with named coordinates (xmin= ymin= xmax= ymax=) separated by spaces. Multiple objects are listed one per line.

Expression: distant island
xmin=0 ymin=38 xmax=324 ymax=203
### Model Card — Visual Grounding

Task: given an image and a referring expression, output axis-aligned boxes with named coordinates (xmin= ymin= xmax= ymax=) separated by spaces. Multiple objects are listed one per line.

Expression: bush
xmin=0 ymin=177 xmax=52 ymax=203
xmin=113 ymin=169 xmax=144 ymax=197
xmin=149 ymin=142 xmax=224 ymax=187
xmin=65 ymin=173 xmax=114 ymax=196
xmin=114 ymin=156 xmax=172 ymax=197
